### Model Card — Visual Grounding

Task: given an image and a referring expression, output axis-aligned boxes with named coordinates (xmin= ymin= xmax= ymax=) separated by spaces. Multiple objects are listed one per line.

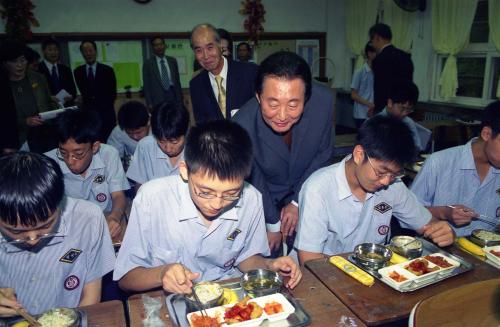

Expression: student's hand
xmin=280 ymin=203 xmax=299 ymax=237
xmin=26 ymin=115 xmax=43 ymax=126
xmin=421 ymin=221 xmax=455 ymax=247
xmin=160 ymin=263 xmax=200 ymax=294
xmin=105 ymin=214 xmax=122 ymax=238
xmin=267 ymin=231 xmax=282 ymax=252
xmin=268 ymin=256 xmax=302 ymax=289
xmin=443 ymin=205 xmax=478 ymax=226
xmin=0 ymin=288 xmax=21 ymax=318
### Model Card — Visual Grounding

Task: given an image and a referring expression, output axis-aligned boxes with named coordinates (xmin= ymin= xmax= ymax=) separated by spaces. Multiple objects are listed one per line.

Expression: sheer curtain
xmin=383 ymin=0 xmax=416 ymax=52
xmin=489 ymin=0 xmax=500 ymax=98
xmin=345 ymin=0 xmax=379 ymax=70
xmin=431 ymin=0 xmax=478 ymax=100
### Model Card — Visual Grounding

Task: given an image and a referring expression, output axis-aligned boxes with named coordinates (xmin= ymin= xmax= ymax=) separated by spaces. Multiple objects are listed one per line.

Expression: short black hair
xmin=41 ymin=37 xmax=60 ymax=50
xmin=79 ymin=40 xmax=97 ymax=53
xmin=369 ymin=23 xmax=392 ymax=40
xmin=185 ymin=120 xmax=252 ymax=181
xmin=0 ymin=152 xmax=64 ymax=227
xmin=151 ymin=103 xmax=189 ymax=140
xmin=0 ymin=39 xmax=27 ymax=62
xmin=25 ymin=46 xmax=40 ymax=64
xmin=255 ymin=51 xmax=312 ymax=102
xmin=357 ymin=115 xmax=416 ymax=167
xmin=237 ymin=42 xmax=251 ymax=51
xmin=55 ymin=109 xmax=101 ymax=144
xmin=389 ymin=81 xmax=419 ymax=105
xmin=150 ymin=36 xmax=164 ymax=47
xmin=190 ymin=23 xmax=220 ymax=49
xmin=364 ymin=42 xmax=376 ymax=57
xmin=481 ymin=100 xmax=500 ymax=137
xmin=217 ymin=28 xmax=233 ymax=53
xmin=117 ymin=101 xmax=149 ymax=130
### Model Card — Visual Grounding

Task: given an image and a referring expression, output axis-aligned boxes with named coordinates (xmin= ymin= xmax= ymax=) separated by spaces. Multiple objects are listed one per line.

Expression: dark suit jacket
xmin=233 ymin=83 xmax=334 ymax=224
xmin=38 ymin=61 xmax=77 ymax=104
xmin=143 ymin=55 xmax=183 ymax=109
xmin=372 ymin=45 xmax=414 ymax=113
xmin=189 ymin=60 xmax=258 ymax=124
xmin=0 ymin=71 xmax=19 ymax=150
xmin=74 ymin=62 xmax=117 ymax=140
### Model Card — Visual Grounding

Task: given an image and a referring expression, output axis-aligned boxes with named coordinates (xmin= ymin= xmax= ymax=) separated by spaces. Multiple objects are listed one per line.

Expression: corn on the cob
xmin=457 ymin=237 xmax=485 ymax=257
xmin=329 ymin=256 xmax=375 ymax=286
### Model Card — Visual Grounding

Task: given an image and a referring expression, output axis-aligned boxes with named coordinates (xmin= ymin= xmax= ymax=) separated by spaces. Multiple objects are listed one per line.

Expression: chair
xmin=409 ymin=278 xmax=500 ymax=327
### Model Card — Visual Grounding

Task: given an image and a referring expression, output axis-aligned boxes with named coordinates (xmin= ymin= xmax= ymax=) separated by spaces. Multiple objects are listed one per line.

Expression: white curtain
xmin=383 ymin=0 xmax=416 ymax=52
xmin=489 ymin=0 xmax=500 ymax=98
xmin=431 ymin=0 xmax=478 ymax=100
xmin=345 ymin=0 xmax=379 ymax=70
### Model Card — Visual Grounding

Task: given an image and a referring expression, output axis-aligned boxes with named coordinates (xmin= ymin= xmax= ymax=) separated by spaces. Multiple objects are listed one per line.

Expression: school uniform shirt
xmin=0 ymin=197 xmax=115 ymax=315
xmin=411 ymin=139 xmax=500 ymax=237
xmin=107 ymin=126 xmax=151 ymax=160
xmin=46 ymin=144 xmax=130 ymax=212
xmin=113 ymin=175 xmax=270 ymax=282
xmin=126 ymin=135 xmax=183 ymax=184
xmin=350 ymin=63 xmax=374 ymax=120
xmin=294 ymin=156 xmax=431 ymax=255
xmin=378 ymin=108 xmax=422 ymax=151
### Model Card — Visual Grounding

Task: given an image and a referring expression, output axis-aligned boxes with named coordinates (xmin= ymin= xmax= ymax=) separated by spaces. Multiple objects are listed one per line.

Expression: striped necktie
xmin=215 ymin=75 xmax=226 ymax=118
xmin=160 ymin=59 xmax=171 ymax=90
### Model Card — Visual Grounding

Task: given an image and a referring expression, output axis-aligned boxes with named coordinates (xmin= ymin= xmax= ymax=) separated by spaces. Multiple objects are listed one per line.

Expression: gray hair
xmin=190 ymin=23 xmax=221 ymax=49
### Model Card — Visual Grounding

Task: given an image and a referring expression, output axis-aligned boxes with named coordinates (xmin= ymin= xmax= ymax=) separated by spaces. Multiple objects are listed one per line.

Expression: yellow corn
xmin=457 ymin=237 xmax=485 ymax=257
xmin=329 ymin=256 xmax=375 ymax=286
xmin=389 ymin=252 xmax=408 ymax=265
xmin=221 ymin=288 xmax=239 ymax=305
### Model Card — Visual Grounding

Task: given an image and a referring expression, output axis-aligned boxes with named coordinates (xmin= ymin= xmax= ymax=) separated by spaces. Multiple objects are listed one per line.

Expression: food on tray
xmin=221 ymin=288 xmax=239 ymax=305
xmin=389 ymin=252 xmax=408 ymax=265
xmin=329 ymin=256 xmax=375 ymax=286
xmin=490 ymin=250 xmax=500 ymax=258
xmin=388 ymin=271 xmax=408 ymax=282
xmin=424 ymin=255 xmax=453 ymax=268
xmin=392 ymin=237 xmax=422 ymax=250
xmin=457 ymin=237 xmax=486 ymax=256
xmin=193 ymin=282 xmax=223 ymax=304
xmin=37 ymin=308 xmax=76 ymax=327
xmin=189 ymin=313 xmax=221 ymax=327
xmin=264 ymin=301 xmax=284 ymax=315
xmin=12 ymin=322 xmax=29 ymax=327
xmin=404 ymin=259 xmax=439 ymax=276
xmin=224 ymin=296 xmax=263 ymax=324
xmin=475 ymin=230 xmax=500 ymax=241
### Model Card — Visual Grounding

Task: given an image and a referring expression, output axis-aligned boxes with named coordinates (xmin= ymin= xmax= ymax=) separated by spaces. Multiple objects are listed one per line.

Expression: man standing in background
xmin=351 ymin=43 xmax=376 ymax=128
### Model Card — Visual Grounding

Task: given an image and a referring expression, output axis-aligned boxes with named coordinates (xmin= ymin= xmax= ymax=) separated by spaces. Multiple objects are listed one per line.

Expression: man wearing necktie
xmin=189 ymin=23 xmax=258 ymax=124
xmin=73 ymin=40 xmax=117 ymax=142
xmin=142 ymin=36 xmax=183 ymax=111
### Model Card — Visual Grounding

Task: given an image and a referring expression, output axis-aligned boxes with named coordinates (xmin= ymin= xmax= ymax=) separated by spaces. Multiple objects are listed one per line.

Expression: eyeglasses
xmin=1 ymin=232 xmax=63 ymax=245
xmin=366 ymin=154 xmax=405 ymax=180
xmin=193 ymin=184 xmax=243 ymax=202
xmin=56 ymin=147 xmax=91 ymax=161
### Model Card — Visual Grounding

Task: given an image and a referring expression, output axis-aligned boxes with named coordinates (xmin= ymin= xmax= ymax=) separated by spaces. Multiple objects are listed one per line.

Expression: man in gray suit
xmin=143 ymin=36 xmax=183 ymax=109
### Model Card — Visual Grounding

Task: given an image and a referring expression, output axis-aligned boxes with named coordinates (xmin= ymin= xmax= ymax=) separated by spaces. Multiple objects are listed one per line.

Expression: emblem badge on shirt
xmin=96 ymin=193 xmax=107 ymax=202
xmin=59 ymin=248 xmax=82 ymax=264
xmin=227 ymin=229 xmax=241 ymax=241
xmin=93 ymin=175 xmax=105 ymax=184
xmin=223 ymin=257 xmax=236 ymax=268
xmin=64 ymin=275 xmax=80 ymax=291
xmin=374 ymin=202 xmax=392 ymax=214
xmin=377 ymin=225 xmax=390 ymax=235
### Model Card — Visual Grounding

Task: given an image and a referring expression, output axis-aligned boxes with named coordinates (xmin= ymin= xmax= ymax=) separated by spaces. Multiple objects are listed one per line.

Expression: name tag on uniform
xmin=93 ymin=175 xmax=105 ymax=184
xmin=227 ymin=229 xmax=241 ymax=241
xmin=60 ymin=248 xmax=82 ymax=263
xmin=374 ymin=202 xmax=392 ymax=214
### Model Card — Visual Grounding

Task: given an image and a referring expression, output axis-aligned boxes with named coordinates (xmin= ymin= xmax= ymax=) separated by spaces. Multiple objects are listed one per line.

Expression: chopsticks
xmin=446 ymin=205 xmax=497 ymax=227
xmin=0 ymin=289 xmax=40 ymax=327
xmin=190 ymin=286 xmax=208 ymax=317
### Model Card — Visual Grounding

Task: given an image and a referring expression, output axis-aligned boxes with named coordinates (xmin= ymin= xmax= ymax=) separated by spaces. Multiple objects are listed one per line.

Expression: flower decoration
xmin=0 ymin=0 xmax=39 ymax=41
xmin=239 ymin=0 xmax=265 ymax=45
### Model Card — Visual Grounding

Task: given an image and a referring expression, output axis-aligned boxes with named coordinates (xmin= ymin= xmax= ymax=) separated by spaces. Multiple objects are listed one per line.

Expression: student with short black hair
xmin=107 ymin=101 xmax=151 ymax=168
xmin=351 ymin=42 xmax=377 ymax=128
xmin=126 ymin=103 xmax=189 ymax=189
xmin=114 ymin=120 xmax=301 ymax=294
xmin=0 ymin=152 xmax=115 ymax=316
xmin=295 ymin=115 xmax=454 ymax=265
xmin=45 ymin=109 xmax=130 ymax=239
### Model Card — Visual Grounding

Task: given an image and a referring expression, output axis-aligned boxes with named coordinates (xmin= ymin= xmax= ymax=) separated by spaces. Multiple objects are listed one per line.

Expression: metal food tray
xmin=348 ymin=238 xmax=474 ymax=292
xmin=0 ymin=308 xmax=87 ymax=327
xmin=165 ymin=281 xmax=310 ymax=327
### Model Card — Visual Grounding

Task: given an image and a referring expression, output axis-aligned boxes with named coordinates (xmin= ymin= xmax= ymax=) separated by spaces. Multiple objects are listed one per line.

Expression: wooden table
xmin=79 ymin=300 xmax=126 ymax=327
xmin=306 ymin=246 xmax=500 ymax=326
xmin=127 ymin=269 xmax=366 ymax=326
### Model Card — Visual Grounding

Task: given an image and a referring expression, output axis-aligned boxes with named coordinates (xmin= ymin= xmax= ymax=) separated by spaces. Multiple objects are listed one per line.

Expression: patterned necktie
xmin=87 ymin=66 xmax=94 ymax=82
xmin=51 ymin=65 xmax=61 ymax=91
xmin=160 ymin=59 xmax=171 ymax=90
xmin=215 ymin=75 xmax=226 ymax=118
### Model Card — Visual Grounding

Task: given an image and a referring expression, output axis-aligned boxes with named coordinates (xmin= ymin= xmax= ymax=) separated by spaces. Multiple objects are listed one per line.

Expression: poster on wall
xmin=296 ymin=39 xmax=320 ymax=78
xmin=164 ymin=39 xmax=194 ymax=88
xmin=253 ymin=40 xmax=296 ymax=64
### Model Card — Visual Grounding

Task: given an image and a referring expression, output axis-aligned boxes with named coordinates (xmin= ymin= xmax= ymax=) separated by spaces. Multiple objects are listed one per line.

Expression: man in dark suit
xmin=74 ymin=40 xmax=117 ymax=141
xmin=370 ymin=23 xmax=414 ymax=113
xmin=233 ymin=51 xmax=333 ymax=255
xmin=38 ymin=38 xmax=77 ymax=107
xmin=143 ymin=36 xmax=183 ymax=110
xmin=189 ymin=23 xmax=258 ymax=124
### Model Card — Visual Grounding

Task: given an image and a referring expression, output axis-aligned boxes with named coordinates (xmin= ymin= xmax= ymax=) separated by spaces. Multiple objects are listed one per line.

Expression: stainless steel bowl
xmin=353 ymin=243 xmax=392 ymax=269
xmin=390 ymin=236 xmax=423 ymax=259
xmin=241 ymin=269 xmax=282 ymax=298
xmin=36 ymin=307 xmax=80 ymax=327
xmin=185 ymin=282 xmax=223 ymax=310
xmin=470 ymin=229 xmax=500 ymax=247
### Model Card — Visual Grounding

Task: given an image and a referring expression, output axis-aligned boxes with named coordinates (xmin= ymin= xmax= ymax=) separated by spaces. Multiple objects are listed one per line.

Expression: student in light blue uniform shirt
xmin=0 ymin=153 xmax=115 ymax=316
xmin=350 ymin=43 xmax=376 ymax=128
xmin=126 ymin=103 xmax=189 ymax=190
xmin=115 ymin=120 xmax=302 ymax=294
xmin=411 ymin=101 xmax=500 ymax=236
xmin=107 ymin=101 xmax=151 ymax=169
xmin=45 ymin=109 xmax=130 ymax=239
xmin=295 ymin=116 xmax=455 ymax=265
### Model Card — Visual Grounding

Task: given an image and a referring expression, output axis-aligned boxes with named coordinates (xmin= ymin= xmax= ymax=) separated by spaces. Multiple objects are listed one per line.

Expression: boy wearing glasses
xmin=114 ymin=120 xmax=301 ymax=294
xmin=295 ymin=116 xmax=454 ymax=265
xmin=45 ymin=109 xmax=130 ymax=239
xmin=0 ymin=153 xmax=115 ymax=316
xmin=126 ymin=103 xmax=188 ymax=191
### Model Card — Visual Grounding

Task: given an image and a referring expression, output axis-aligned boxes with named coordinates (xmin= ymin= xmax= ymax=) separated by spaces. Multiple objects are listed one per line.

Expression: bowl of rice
xmin=37 ymin=308 xmax=79 ymax=327
xmin=185 ymin=282 xmax=223 ymax=310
